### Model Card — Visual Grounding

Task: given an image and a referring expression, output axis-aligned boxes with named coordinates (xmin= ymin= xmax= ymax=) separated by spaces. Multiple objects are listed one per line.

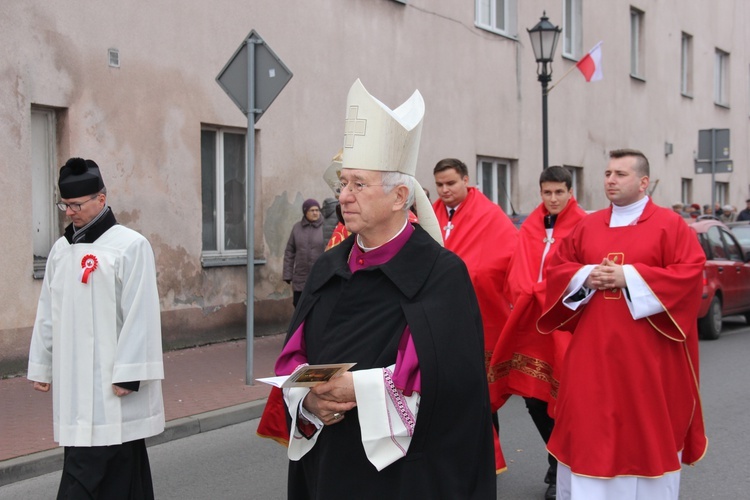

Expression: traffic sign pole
xmin=711 ymin=129 xmax=716 ymax=217
xmin=245 ymin=35 xmax=257 ymax=386
xmin=216 ymin=30 xmax=292 ymax=385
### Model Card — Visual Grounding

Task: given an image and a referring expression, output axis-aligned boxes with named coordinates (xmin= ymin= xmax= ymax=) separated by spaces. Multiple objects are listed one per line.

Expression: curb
xmin=0 ymin=399 xmax=267 ymax=488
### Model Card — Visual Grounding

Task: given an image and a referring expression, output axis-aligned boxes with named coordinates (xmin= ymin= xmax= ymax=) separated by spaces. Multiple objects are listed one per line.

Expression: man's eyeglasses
xmin=56 ymin=195 xmax=99 ymax=212
xmin=337 ymin=180 xmax=394 ymax=193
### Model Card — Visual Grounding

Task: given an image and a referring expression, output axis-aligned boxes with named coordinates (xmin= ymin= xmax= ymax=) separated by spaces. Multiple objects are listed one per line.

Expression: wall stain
xmin=263 ymin=190 xmax=305 ymax=258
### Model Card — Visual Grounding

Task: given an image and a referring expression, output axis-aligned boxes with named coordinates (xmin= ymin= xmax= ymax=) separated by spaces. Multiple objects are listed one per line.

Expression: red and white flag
xmin=576 ymin=42 xmax=603 ymax=82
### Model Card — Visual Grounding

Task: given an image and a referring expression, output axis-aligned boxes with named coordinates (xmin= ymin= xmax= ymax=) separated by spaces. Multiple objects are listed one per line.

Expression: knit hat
xmin=58 ymin=157 xmax=105 ymax=198
xmin=340 ymin=79 xmax=442 ymax=245
xmin=302 ymin=198 xmax=320 ymax=214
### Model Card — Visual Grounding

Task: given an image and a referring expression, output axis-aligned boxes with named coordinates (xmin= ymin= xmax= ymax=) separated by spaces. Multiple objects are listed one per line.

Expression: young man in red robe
xmin=537 ymin=149 xmax=707 ymax=499
xmin=488 ymin=166 xmax=586 ymax=500
xmin=432 ymin=158 xmax=518 ymax=474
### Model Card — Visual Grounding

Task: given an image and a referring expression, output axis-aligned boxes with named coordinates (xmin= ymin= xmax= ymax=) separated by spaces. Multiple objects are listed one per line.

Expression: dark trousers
xmin=57 ymin=439 xmax=154 ymax=500
xmin=293 ymin=291 xmax=303 ymax=307
xmin=523 ymin=397 xmax=558 ymax=484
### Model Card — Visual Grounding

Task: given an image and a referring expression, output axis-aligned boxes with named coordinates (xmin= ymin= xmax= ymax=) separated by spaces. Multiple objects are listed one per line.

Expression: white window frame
xmin=715 ymin=182 xmax=728 ymax=206
xmin=201 ymin=126 xmax=248 ymax=266
xmin=31 ymin=107 xmax=59 ymax=279
xmin=475 ymin=0 xmax=518 ymax=38
xmin=681 ymin=32 xmax=693 ymax=97
xmin=630 ymin=7 xmax=645 ymax=79
xmin=681 ymin=178 xmax=692 ymax=205
xmin=562 ymin=0 xmax=583 ymax=59
xmin=476 ymin=157 xmax=512 ymax=214
xmin=563 ymin=165 xmax=582 ymax=200
xmin=714 ymin=49 xmax=730 ymax=107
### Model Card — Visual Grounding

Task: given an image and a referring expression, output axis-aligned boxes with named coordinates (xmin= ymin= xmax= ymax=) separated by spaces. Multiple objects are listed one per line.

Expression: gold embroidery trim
xmin=488 ymin=352 xmax=560 ymax=399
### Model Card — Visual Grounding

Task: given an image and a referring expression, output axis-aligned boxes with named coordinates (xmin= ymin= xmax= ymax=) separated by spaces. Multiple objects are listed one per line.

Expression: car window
xmin=720 ymin=229 xmax=744 ymax=262
xmin=696 ymin=233 xmax=710 ymax=258
xmin=731 ymin=226 xmax=750 ymax=246
xmin=706 ymin=226 xmax=727 ymax=260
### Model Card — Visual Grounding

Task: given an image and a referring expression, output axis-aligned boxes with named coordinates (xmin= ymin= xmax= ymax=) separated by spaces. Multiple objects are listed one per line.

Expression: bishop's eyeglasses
xmin=337 ymin=180 xmax=394 ymax=193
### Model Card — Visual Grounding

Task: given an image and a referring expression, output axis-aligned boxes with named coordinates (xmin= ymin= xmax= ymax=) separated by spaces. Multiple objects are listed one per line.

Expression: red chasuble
xmin=488 ymin=198 xmax=586 ymax=414
xmin=433 ymin=187 xmax=514 ymax=474
xmin=433 ymin=187 xmax=518 ymax=367
xmin=537 ymin=200 xmax=708 ymax=478
xmin=325 ymin=222 xmax=350 ymax=251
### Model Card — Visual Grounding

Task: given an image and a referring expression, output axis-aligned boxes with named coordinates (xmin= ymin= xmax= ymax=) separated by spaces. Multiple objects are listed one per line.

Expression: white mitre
xmin=322 ymin=149 xmax=344 ymax=196
xmin=341 ymin=79 xmax=442 ymax=245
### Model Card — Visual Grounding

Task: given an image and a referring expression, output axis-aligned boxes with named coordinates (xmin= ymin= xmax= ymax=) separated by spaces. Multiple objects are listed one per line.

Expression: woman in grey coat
xmin=283 ymin=199 xmax=325 ymax=306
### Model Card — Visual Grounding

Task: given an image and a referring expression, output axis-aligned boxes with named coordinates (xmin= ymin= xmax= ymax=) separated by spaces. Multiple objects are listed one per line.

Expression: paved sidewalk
xmin=0 ymin=334 xmax=285 ymax=486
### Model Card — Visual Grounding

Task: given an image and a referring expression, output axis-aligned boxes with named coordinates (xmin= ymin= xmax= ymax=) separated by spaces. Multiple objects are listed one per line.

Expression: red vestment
xmin=433 ymin=187 xmax=516 ymax=473
xmin=325 ymin=222 xmax=350 ymax=251
xmin=433 ymin=187 xmax=518 ymax=367
xmin=488 ymin=198 xmax=586 ymax=414
xmin=537 ymin=200 xmax=708 ymax=478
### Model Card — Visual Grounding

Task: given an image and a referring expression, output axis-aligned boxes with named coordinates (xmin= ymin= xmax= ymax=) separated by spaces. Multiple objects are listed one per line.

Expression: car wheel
xmin=698 ymin=296 xmax=722 ymax=340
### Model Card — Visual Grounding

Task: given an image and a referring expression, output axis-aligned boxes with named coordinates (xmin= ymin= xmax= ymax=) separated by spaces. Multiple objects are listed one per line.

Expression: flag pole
xmin=546 ymin=63 xmax=580 ymax=94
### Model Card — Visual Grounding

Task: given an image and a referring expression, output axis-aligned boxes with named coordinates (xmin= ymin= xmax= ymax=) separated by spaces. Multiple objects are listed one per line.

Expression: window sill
xmin=714 ymin=102 xmax=730 ymax=110
xmin=474 ymin=23 xmax=518 ymax=41
xmin=201 ymin=255 xmax=267 ymax=268
xmin=681 ymin=92 xmax=694 ymax=99
xmin=629 ymin=74 xmax=646 ymax=83
xmin=33 ymin=259 xmax=47 ymax=279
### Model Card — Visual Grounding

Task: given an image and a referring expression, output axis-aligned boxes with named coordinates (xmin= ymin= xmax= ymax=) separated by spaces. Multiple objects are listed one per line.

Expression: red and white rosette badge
xmin=80 ymin=254 xmax=99 ymax=284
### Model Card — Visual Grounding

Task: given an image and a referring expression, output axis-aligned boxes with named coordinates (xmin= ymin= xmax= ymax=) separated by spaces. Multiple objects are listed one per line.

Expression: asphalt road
xmin=2 ymin=319 xmax=748 ymax=499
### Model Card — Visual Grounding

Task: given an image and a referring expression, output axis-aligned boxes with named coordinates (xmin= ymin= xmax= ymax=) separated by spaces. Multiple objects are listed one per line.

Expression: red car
xmin=689 ymin=218 xmax=750 ymax=339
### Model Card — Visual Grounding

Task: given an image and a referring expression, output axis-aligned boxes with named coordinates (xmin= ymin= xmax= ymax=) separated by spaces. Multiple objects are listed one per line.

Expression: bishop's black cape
xmin=285 ymin=225 xmax=495 ymax=499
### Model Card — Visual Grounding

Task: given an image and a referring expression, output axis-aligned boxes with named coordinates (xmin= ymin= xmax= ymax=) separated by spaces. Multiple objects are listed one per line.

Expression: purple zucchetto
xmin=58 ymin=157 xmax=105 ymax=199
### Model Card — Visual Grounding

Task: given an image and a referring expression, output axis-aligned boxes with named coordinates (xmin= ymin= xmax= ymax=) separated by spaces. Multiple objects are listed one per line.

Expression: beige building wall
xmin=1 ymin=0 xmax=748 ymax=374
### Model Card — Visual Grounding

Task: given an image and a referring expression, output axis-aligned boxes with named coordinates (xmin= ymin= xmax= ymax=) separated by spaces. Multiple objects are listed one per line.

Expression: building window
xmin=31 ymin=107 xmax=60 ymax=279
xmin=630 ymin=7 xmax=645 ymax=79
xmin=476 ymin=157 xmax=512 ymax=213
xmin=475 ymin=0 xmax=518 ymax=38
xmin=201 ymin=127 xmax=247 ymax=264
xmin=681 ymin=32 xmax=693 ymax=96
xmin=562 ymin=0 xmax=583 ymax=59
xmin=714 ymin=181 xmax=728 ymax=207
xmin=714 ymin=49 xmax=730 ymax=107
xmin=681 ymin=178 xmax=692 ymax=205
xmin=563 ymin=165 xmax=583 ymax=201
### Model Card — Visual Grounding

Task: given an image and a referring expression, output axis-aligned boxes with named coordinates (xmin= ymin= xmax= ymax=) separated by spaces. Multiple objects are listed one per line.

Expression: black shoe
xmin=544 ymin=483 xmax=556 ymax=500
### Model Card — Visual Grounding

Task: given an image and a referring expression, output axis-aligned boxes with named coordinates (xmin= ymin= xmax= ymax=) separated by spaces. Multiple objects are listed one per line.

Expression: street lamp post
xmin=527 ymin=12 xmax=561 ymax=170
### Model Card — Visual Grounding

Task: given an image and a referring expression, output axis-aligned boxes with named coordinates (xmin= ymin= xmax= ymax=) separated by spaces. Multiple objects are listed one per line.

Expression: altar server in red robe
xmin=488 ymin=166 xmax=586 ymax=500
xmin=432 ymin=158 xmax=517 ymax=474
xmin=537 ymin=149 xmax=707 ymax=500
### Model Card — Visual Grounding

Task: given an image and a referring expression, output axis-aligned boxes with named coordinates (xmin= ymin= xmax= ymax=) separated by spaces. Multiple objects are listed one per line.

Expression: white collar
xmin=611 ymin=196 xmax=649 ymax=227
xmin=446 ymin=202 xmax=461 ymax=216
xmin=356 ymin=218 xmax=409 ymax=252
